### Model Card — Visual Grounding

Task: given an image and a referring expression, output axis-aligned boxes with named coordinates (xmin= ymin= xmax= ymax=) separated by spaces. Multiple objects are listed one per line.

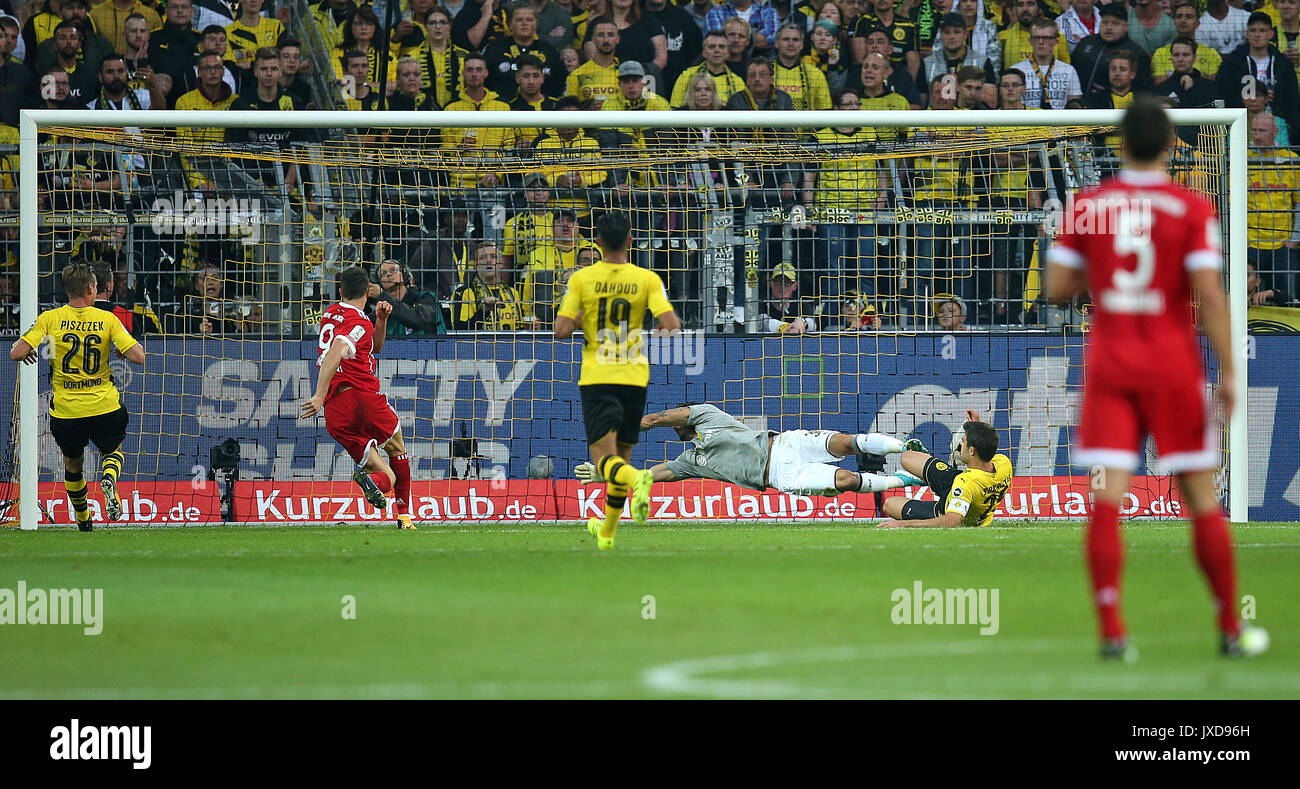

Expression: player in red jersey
xmin=1045 ymin=96 xmax=1267 ymax=660
xmin=300 ymin=266 xmax=416 ymax=530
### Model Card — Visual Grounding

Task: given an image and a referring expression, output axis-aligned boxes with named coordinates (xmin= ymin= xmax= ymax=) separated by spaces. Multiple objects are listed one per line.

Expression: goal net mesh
xmin=1 ymin=115 xmax=1232 ymax=525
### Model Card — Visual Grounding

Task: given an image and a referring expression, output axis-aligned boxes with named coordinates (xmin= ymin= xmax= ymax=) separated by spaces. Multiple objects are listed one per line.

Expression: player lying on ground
xmin=300 ymin=266 xmax=416 ymax=530
xmin=875 ymin=410 xmax=1013 ymax=529
xmin=1044 ymin=94 xmax=1266 ymax=660
xmin=575 ymin=402 xmax=924 ymax=498
xmin=554 ymin=211 xmax=681 ymax=550
xmin=9 ymin=263 xmax=146 ymax=531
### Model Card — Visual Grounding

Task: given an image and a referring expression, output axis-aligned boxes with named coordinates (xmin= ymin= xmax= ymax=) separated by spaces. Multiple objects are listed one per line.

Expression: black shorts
xmin=49 ymin=407 xmax=128 ymax=458
xmin=900 ymin=456 xmax=962 ymax=521
xmin=579 ymin=384 xmax=646 ymax=446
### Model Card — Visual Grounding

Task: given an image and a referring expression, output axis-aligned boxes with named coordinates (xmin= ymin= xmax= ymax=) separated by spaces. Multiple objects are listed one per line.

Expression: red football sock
xmin=368 ymin=470 xmax=393 ymax=494
xmin=391 ymin=453 xmax=411 ymax=515
xmin=1192 ymin=509 xmax=1240 ymax=637
xmin=1086 ymin=499 xmax=1126 ymax=641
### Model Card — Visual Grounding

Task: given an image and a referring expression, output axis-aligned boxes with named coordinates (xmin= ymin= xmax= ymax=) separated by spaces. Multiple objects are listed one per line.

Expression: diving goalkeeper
xmin=575 ymin=402 xmax=924 ymax=497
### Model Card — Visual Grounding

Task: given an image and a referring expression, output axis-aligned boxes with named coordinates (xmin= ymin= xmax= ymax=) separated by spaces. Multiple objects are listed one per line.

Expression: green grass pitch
xmin=0 ymin=522 xmax=1296 ymax=699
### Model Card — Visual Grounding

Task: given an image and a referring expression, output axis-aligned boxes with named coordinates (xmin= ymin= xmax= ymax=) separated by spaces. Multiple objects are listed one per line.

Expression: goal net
xmin=2 ymin=109 xmax=1248 ymax=528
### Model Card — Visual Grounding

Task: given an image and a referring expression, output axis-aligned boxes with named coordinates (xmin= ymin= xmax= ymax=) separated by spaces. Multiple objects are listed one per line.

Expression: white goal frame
xmin=16 ymin=109 xmax=1250 ymax=528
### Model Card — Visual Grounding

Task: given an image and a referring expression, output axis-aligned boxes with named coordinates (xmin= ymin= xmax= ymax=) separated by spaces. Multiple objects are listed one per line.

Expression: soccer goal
xmin=3 ymin=108 xmax=1249 ymax=529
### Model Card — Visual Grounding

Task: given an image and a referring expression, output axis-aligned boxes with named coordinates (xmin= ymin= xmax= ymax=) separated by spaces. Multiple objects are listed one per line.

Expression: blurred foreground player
xmin=300 ymin=266 xmax=416 ymax=530
xmin=554 ymin=212 xmax=681 ymax=550
xmin=1045 ymin=95 xmax=1268 ymax=660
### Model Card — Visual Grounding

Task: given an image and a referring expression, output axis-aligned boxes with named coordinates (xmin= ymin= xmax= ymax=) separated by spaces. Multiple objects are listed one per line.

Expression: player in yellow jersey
xmin=9 ymin=264 xmax=146 ymax=531
xmin=554 ymin=211 xmax=681 ymax=550
xmin=876 ymin=410 xmax=1013 ymax=528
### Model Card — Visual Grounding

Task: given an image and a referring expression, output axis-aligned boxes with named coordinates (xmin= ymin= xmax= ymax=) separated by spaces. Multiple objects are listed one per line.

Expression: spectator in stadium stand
xmin=312 ymin=0 xmax=357 ymax=52
xmin=502 ymin=172 xmax=555 ymax=273
xmin=417 ymin=8 xmax=468 ymax=107
xmin=0 ymin=17 xmax=32 ymax=127
xmin=1073 ymin=5 xmax=1154 ymax=95
xmin=1218 ymin=12 xmax=1300 ymax=140
xmin=567 ymin=17 xmax=620 ymax=107
xmin=1012 ymin=16 xmax=1083 ymax=108
xmin=175 ymin=50 xmax=237 ymax=144
xmin=442 ymin=53 xmax=510 ymax=188
xmin=816 ymin=0 xmax=844 ymax=34
xmin=683 ymin=0 xmax=713 ymax=36
xmin=1247 ymin=111 xmax=1300 ymax=299
xmin=922 ymin=13 xmax=999 ymax=107
xmin=1086 ymin=47 xmax=1141 ymax=110
xmin=37 ymin=66 xmax=70 ymax=109
xmin=172 ymin=26 xmax=240 ymax=99
xmin=276 ymin=39 xmax=314 ymax=107
xmin=725 ymin=56 xmax=795 ymax=110
xmin=521 ymin=211 xmax=583 ymax=322
xmin=1278 ymin=0 xmax=1300 ymax=67
xmin=227 ymin=48 xmax=304 ymax=191
xmin=225 ymin=0 xmax=285 ymax=76
xmin=559 ymin=44 xmax=580 ymax=75
xmin=148 ymin=0 xmax=200 ymax=93
xmin=952 ymin=0 xmax=1002 ymax=69
xmin=852 ymin=0 xmax=920 ymax=85
xmin=1127 ymin=0 xmax=1176 ymax=56
xmin=530 ymin=0 xmax=576 ymax=53
xmin=338 ymin=48 xmax=381 ymax=115
xmin=367 ymin=259 xmax=448 ymax=336
xmin=389 ymin=0 xmax=436 ymax=56
xmin=38 ymin=21 xmax=99 ymax=104
xmin=506 ymin=55 xmax=559 ymax=149
xmin=1151 ymin=0 xmax=1221 ymax=80
xmin=389 ymin=55 xmax=439 ymax=111
xmin=332 ymin=7 xmax=397 ymax=95
xmin=1056 ymin=0 xmax=1100 ymax=53
xmin=1154 ymin=37 xmax=1218 ymax=107
xmin=851 ymin=27 xmax=922 ymax=106
xmin=450 ymin=242 xmax=529 ymax=331
xmin=999 ymin=0 xmax=1070 ymax=72
xmin=89 ymin=0 xmax=160 ymax=56
xmin=1243 ymin=77 xmax=1291 ymax=145
xmin=86 ymin=52 xmax=162 ymax=109
xmin=442 ymin=0 xmax=474 ymax=23
xmin=909 ymin=0 xmax=949 ymax=54
xmin=841 ymin=296 xmax=882 ymax=331
xmin=935 ymin=295 xmax=971 ymax=331
xmin=772 ymin=23 xmax=831 ymax=109
xmin=173 ymin=267 xmax=240 ymax=335
xmin=758 ymin=263 xmax=815 ymax=334
xmin=807 ymin=20 xmax=850 ymax=93
xmin=1248 ymin=262 xmax=1291 ymax=306
xmin=591 ymin=0 xmax=668 ymax=81
xmin=1198 ymin=0 xmax=1250 ymax=56
xmin=644 ymin=0 xmax=701 ymax=95
xmin=25 ymin=0 xmax=96 ymax=70
xmin=452 ymin=0 xmax=508 ymax=52
xmin=723 ymin=16 xmax=754 ymax=76
xmin=671 ymin=29 xmax=746 ymax=105
xmin=121 ymin=14 xmax=168 ymax=100
xmin=534 ymin=95 xmax=607 ymax=225
xmin=854 ymin=51 xmax=911 ymax=110
xmin=483 ymin=4 xmax=565 ymax=97
xmin=802 ymin=88 xmax=885 ymax=304
xmin=709 ymin=0 xmax=777 ymax=53
xmin=997 ymin=66 xmax=1028 ymax=109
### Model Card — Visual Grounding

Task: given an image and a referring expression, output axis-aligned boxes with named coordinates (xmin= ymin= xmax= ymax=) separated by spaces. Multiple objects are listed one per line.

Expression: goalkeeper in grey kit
xmin=576 ymin=402 xmax=923 ymax=496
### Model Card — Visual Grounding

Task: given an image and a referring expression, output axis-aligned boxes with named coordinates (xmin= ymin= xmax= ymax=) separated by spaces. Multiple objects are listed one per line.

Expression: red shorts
xmin=324 ymin=387 xmax=400 ymax=464
xmin=1076 ymin=374 xmax=1218 ymax=474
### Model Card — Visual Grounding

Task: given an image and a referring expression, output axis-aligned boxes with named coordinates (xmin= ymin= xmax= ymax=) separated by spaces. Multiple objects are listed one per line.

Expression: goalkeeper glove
xmin=574 ymin=462 xmax=605 ymax=484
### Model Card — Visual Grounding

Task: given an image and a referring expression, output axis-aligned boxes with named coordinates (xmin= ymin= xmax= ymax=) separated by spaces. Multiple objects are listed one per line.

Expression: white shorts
xmin=767 ymin=430 xmax=841 ymax=496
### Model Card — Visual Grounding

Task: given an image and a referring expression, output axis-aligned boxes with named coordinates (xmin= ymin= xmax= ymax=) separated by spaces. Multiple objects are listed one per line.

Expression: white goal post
xmin=16 ymin=108 xmax=1250 ymax=529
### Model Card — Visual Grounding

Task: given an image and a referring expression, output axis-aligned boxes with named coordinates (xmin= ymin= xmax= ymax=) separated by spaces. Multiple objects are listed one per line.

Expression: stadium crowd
xmin=1 ymin=0 xmax=1298 ymax=334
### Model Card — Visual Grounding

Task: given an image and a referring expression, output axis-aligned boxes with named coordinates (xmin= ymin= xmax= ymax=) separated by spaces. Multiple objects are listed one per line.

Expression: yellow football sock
xmin=101 ymin=451 xmax=123 ymax=483
xmin=598 ymin=455 xmax=638 ymax=488
xmin=65 ymin=472 xmax=90 ymax=524
xmin=603 ymin=481 xmax=629 ymax=539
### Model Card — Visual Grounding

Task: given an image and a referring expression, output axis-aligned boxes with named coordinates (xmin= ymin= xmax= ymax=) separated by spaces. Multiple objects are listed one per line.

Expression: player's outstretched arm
xmin=121 ymin=343 xmax=145 ymax=365
xmin=373 ymin=300 xmax=391 ymax=356
xmin=300 ymin=338 xmax=348 ymax=418
xmin=879 ymin=511 xmax=963 ymax=529
xmin=553 ymin=314 xmax=577 ymax=339
xmin=654 ymin=309 xmax=681 ymax=334
xmin=1043 ymin=262 xmax=1088 ymax=305
xmin=641 ymin=406 xmax=692 ymax=430
xmin=9 ymin=338 xmax=37 ymax=365
xmin=1190 ymin=267 xmax=1236 ymax=418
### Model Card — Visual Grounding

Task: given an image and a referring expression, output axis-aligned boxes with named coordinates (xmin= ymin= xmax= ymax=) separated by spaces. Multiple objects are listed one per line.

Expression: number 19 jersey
xmin=318 ymin=302 xmax=380 ymax=400
xmin=21 ymin=305 xmax=139 ymax=419
xmin=557 ymin=261 xmax=673 ymax=387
